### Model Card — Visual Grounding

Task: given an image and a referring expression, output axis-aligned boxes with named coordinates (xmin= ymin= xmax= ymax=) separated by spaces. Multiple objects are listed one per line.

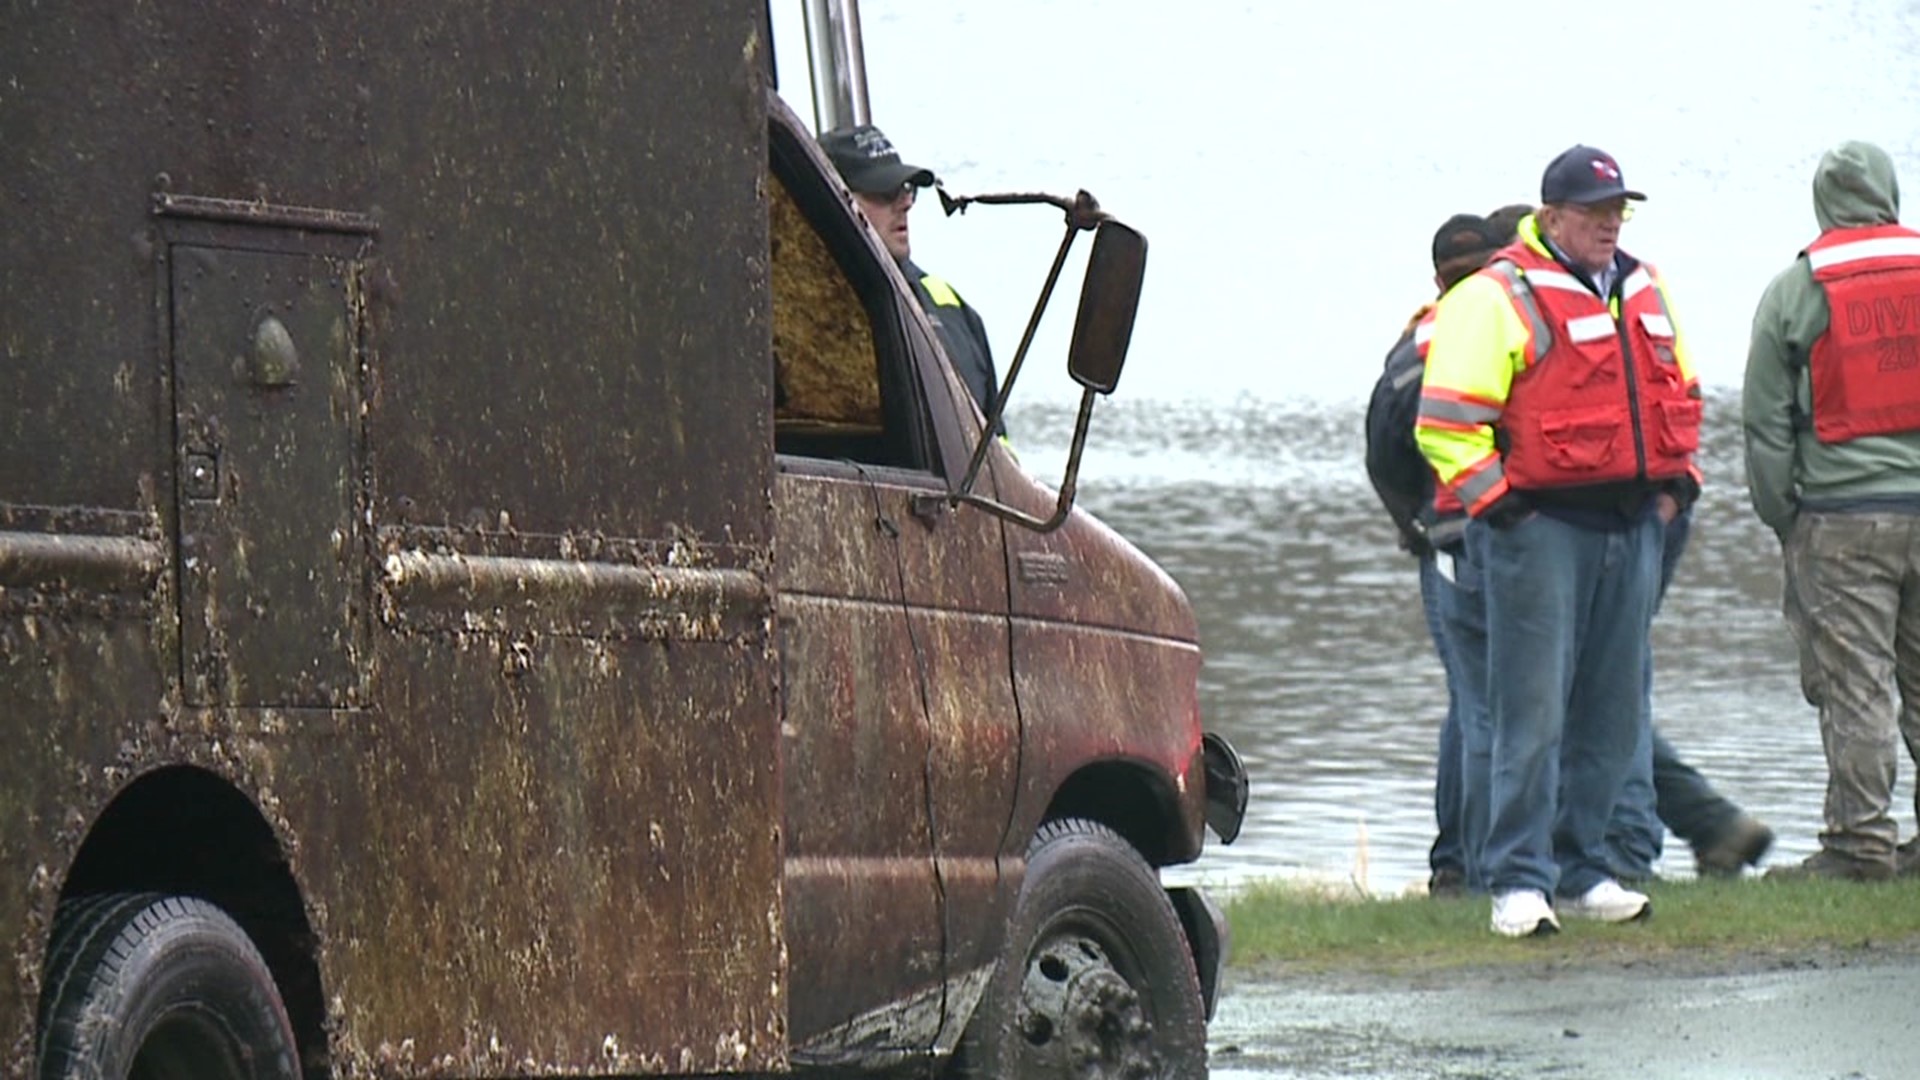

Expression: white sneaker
xmin=1490 ymin=889 xmax=1561 ymax=937
xmin=1561 ymin=879 xmax=1651 ymax=923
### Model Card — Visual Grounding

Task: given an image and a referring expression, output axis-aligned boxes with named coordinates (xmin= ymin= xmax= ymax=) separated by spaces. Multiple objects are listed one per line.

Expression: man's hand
xmin=1480 ymin=491 xmax=1533 ymax=530
xmin=1655 ymin=492 xmax=1680 ymax=524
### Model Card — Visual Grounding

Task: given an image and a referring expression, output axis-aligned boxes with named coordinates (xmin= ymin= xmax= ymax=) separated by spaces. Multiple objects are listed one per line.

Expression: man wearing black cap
xmin=1366 ymin=210 xmax=1511 ymax=897
xmin=1415 ymin=146 xmax=1705 ymax=936
xmin=819 ymin=124 xmax=1003 ymax=438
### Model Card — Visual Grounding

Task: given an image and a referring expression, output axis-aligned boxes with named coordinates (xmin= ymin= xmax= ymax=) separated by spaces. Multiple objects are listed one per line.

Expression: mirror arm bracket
xmin=961 ymin=216 xmax=1085 ymax=495
xmin=920 ymin=389 xmax=1098 ymax=534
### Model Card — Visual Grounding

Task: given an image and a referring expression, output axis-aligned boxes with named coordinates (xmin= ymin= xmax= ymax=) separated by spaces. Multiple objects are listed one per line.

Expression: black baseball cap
xmin=1431 ymin=212 xmax=1504 ymax=270
xmin=818 ymin=124 xmax=936 ymax=195
xmin=1430 ymin=212 xmax=1507 ymax=289
xmin=1540 ymin=145 xmax=1647 ymax=205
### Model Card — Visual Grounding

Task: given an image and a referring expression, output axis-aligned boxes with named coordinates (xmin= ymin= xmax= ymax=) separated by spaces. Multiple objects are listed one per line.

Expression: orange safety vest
xmin=1805 ymin=224 xmax=1920 ymax=443
xmin=1487 ymin=243 xmax=1700 ymax=491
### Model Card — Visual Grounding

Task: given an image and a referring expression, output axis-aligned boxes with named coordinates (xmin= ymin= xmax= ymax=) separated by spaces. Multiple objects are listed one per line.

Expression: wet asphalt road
xmin=1207 ymin=948 xmax=1920 ymax=1079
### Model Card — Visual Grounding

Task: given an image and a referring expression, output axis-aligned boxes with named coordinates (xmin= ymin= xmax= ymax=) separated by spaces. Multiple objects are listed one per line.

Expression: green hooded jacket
xmin=1742 ymin=140 xmax=1920 ymax=540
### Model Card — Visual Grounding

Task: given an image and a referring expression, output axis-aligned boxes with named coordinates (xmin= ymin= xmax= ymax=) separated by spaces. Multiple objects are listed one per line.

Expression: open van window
xmin=768 ymin=121 xmax=936 ymax=472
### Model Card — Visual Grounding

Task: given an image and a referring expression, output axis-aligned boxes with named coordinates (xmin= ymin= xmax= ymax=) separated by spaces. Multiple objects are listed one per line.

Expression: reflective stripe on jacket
xmin=903 ymin=259 xmax=1003 ymax=438
xmin=1411 ymin=306 xmax=1466 ymax=523
xmin=1806 ymin=224 xmax=1920 ymax=442
xmin=920 ymin=272 xmax=963 ymax=308
xmin=1416 ymin=214 xmax=1702 ymax=514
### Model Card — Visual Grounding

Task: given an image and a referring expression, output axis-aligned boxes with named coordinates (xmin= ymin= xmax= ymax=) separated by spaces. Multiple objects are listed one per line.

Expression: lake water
xmin=767 ymin=2 xmax=1920 ymax=894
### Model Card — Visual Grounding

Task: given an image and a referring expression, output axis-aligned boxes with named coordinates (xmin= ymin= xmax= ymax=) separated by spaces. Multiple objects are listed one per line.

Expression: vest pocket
xmin=1653 ymin=396 xmax=1702 ymax=456
xmin=1639 ymin=311 xmax=1682 ymax=379
xmin=1537 ymin=407 xmax=1621 ymax=470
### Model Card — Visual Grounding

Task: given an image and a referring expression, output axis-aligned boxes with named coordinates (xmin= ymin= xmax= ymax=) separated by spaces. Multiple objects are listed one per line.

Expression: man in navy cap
xmin=1416 ymin=146 xmax=1705 ymax=936
xmin=819 ymin=124 xmax=1003 ymax=438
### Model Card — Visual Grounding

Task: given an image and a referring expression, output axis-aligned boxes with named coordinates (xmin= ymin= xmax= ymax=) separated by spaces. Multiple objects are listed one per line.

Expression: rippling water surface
xmin=1013 ymin=390 xmax=1833 ymax=896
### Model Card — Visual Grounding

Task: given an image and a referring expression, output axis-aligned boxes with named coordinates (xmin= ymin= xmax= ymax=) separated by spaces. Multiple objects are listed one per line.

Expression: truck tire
xmin=952 ymin=818 xmax=1207 ymax=1079
xmin=37 ymin=893 xmax=300 ymax=1080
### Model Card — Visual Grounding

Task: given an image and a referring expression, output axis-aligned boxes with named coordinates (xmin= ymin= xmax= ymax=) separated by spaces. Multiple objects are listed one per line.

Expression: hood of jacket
xmin=1814 ymin=140 xmax=1901 ymax=231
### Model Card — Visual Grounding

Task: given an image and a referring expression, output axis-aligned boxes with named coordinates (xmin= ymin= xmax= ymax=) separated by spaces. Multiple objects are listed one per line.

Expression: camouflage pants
xmin=1784 ymin=512 xmax=1920 ymax=867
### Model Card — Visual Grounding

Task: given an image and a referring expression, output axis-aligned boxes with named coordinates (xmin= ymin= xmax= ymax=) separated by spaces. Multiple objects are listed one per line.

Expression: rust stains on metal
xmin=0 ymin=531 xmax=164 ymax=595
xmin=2 ymin=1 xmax=1229 ymax=1074
xmin=381 ymin=547 xmax=768 ymax=643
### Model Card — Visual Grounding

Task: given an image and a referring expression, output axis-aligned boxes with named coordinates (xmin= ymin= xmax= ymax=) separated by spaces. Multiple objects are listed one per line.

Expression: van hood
xmin=1814 ymin=140 xmax=1901 ymax=232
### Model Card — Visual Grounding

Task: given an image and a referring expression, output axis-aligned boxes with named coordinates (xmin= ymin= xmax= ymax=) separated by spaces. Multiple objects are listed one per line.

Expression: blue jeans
xmin=1437 ymin=542 xmax=1492 ymax=891
xmin=1418 ymin=554 xmax=1466 ymax=880
xmin=1603 ymin=509 xmax=1745 ymax=876
xmin=1472 ymin=510 xmax=1662 ymax=898
xmin=1421 ymin=548 xmax=1491 ymax=888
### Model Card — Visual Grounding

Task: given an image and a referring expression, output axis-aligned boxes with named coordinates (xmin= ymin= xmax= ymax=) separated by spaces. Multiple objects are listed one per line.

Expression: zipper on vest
xmin=1611 ymin=288 xmax=1650 ymax=481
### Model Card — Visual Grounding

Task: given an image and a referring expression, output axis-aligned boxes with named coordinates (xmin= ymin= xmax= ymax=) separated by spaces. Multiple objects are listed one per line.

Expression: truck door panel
xmin=767 ymin=107 xmax=1019 ymax=1057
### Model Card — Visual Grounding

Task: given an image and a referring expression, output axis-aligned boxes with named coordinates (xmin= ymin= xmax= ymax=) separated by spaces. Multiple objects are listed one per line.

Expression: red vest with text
xmin=1489 ymin=243 xmax=1700 ymax=490
xmin=1805 ymin=224 xmax=1920 ymax=443
xmin=1412 ymin=307 xmax=1465 ymax=516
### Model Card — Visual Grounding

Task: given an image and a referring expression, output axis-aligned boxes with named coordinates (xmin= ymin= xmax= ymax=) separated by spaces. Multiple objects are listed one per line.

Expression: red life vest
xmin=1484 ymin=242 xmax=1700 ymax=490
xmin=1805 ymin=224 xmax=1920 ymax=443
xmin=1412 ymin=308 xmax=1465 ymax=517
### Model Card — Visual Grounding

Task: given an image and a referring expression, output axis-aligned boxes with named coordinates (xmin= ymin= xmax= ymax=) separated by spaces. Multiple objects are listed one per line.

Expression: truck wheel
xmin=954 ymin=818 xmax=1207 ymax=1079
xmin=37 ymin=893 xmax=300 ymax=1080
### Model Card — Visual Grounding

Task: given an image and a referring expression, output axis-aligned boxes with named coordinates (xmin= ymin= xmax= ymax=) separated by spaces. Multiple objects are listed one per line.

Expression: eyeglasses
xmin=860 ymin=183 xmax=917 ymax=206
xmin=1569 ymin=200 xmax=1635 ymax=222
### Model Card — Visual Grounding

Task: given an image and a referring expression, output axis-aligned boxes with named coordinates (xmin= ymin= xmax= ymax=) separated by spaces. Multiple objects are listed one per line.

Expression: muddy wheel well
xmin=1041 ymin=761 xmax=1184 ymax=866
xmin=55 ymin=766 xmax=327 ymax=1079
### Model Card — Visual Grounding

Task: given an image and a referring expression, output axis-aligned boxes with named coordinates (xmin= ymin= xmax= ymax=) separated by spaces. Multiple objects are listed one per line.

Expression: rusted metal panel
xmin=1 ymin=16 xmax=163 ymax=516
xmin=771 ymin=471 xmax=1010 ymax=614
xmin=0 ymin=520 xmax=169 ymax=1076
xmin=997 ymin=456 xmax=1200 ymax=643
xmin=993 ymin=458 xmax=1210 ymax=863
xmin=274 ymin=631 xmax=785 ymax=1075
xmin=361 ymin=6 xmax=773 ymax=549
xmin=773 ymin=470 xmax=1020 ymax=1054
xmin=1009 ymin=618 xmax=1208 ymax=860
xmin=0 ymin=530 xmax=163 ymax=596
xmin=777 ymin=611 xmax=1015 ymax=1055
xmin=381 ymin=545 xmax=767 ymax=642
xmin=4 ymin=0 xmax=786 ymax=1075
xmin=171 ymin=243 xmax=365 ymax=708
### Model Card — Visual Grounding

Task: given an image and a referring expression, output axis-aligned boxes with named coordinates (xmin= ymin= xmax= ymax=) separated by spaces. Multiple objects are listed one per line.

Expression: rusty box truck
xmin=0 ymin=2 xmax=1246 ymax=1077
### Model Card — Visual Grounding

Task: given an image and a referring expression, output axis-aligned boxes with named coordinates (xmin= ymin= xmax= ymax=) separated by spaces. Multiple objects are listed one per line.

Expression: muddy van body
xmin=1 ymin=2 xmax=1242 ymax=1076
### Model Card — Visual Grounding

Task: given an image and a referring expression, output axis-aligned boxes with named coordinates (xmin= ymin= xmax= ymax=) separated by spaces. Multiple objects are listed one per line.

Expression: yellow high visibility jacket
xmin=1414 ymin=214 xmax=1700 ymax=515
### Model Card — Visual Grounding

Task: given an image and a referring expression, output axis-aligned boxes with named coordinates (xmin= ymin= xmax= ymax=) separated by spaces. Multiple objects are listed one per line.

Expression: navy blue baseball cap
xmin=1540 ymin=145 xmax=1647 ymax=205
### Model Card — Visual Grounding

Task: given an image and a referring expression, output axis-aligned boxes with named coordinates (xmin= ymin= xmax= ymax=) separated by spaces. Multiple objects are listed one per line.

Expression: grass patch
xmin=1225 ymin=875 xmax=1920 ymax=974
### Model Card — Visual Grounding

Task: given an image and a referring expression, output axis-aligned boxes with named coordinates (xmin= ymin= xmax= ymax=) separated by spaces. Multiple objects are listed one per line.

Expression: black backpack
xmin=1364 ymin=325 xmax=1435 ymax=555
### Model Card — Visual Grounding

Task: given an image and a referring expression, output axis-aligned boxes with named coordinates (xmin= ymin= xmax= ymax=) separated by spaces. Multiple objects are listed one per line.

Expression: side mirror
xmin=1067 ymin=221 xmax=1147 ymax=396
xmin=915 ymin=191 xmax=1148 ymax=533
